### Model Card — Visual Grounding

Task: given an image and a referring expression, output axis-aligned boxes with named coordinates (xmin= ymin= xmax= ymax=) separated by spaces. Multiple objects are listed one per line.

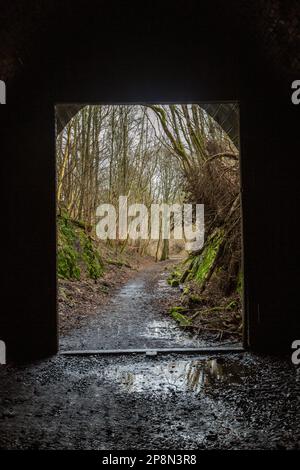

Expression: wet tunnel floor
xmin=60 ymin=260 xmax=241 ymax=351
xmin=0 ymin=352 xmax=299 ymax=450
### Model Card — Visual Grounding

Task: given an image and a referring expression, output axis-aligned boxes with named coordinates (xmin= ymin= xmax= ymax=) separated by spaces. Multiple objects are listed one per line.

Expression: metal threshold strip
xmin=60 ymin=346 xmax=244 ymax=356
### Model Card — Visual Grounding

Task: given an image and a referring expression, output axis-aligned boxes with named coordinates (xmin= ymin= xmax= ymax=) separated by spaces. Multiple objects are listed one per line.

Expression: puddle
xmin=110 ymin=281 xmax=145 ymax=303
xmin=104 ymin=358 xmax=244 ymax=395
xmin=139 ymin=319 xmax=201 ymax=347
xmin=141 ymin=320 xmax=184 ymax=340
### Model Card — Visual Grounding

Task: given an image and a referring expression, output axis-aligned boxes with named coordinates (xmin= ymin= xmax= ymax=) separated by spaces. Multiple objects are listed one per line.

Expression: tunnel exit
xmin=55 ymin=103 xmax=244 ymax=353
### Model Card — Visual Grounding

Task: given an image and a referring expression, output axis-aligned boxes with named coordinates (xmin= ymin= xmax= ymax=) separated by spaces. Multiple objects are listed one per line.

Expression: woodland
xmin=56 ymin=104 xmax=242 ymax=339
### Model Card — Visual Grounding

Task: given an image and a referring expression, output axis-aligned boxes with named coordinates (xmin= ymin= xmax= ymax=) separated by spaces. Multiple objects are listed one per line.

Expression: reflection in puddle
xmin=104 ymin=359 xmax=243 ymax=394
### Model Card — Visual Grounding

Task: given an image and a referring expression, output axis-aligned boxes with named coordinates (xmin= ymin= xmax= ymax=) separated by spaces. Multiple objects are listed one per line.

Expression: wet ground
xmin=1 ymin=262 xmax=298 ymax=450
xmin=60 ymin=260 xmax=240 ymax=351
xmin=0 ymin=353 xmax=299 ymax=449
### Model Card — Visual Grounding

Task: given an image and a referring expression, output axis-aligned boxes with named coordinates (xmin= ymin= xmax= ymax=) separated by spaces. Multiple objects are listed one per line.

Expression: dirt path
xmin=60 ymin=259 xmax=235 ymax=351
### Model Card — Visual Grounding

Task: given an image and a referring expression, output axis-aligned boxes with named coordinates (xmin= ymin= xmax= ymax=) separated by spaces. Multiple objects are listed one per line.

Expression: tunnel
xmin=0 ymin=1 xmax=299 ymax=360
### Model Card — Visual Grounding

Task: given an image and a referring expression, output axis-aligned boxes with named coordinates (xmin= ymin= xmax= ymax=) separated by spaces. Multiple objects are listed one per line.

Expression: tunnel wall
xmin=1 ymin=2 xmax=299 ymax=359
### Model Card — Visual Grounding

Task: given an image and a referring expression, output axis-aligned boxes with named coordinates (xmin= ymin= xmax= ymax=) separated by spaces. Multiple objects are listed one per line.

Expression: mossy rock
xmin=169 ymin=306 xmax=191 ymax=326
xmin=167 ymin=267 xmax=182 ymax=287
xmin=189 ymin=294 xmax=203 ymax=304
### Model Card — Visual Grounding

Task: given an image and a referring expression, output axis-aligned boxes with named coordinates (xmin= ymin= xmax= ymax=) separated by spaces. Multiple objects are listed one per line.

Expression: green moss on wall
xmin=188 ymin=229 xmax=224 ymax=285
xmin=57 ymin=216 xmax=103 ymax=280
xmin=57 ymin=217 xmax=81 ymax=280
xmin=79 ymin=232 xmax=103 ymax=280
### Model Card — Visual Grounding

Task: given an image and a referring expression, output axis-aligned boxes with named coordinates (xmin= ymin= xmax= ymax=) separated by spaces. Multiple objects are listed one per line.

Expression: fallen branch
xmin=205 ymin=152 xmax=239 ymax=164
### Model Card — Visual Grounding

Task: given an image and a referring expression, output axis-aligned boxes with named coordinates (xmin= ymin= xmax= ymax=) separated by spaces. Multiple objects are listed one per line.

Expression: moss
xmin=57 ymin=216 xmax=103 ymax=280
xmin=78 ymin=231 xmax=103 ymax=280
xmin=189 ymin=294 xmax=203 ymax=303
xmin=57 ymin=245 xmax=81 ymax=280
xmin=167 ymin=267 xmax=182 ymax=286
xmin=182 ymin=286 xmax=190 ymax=295
xmin=82 ymin=238 xmax=103 ymax=280
xmin=189 ymin=229 xmax=224 ymax=286
xmin=57 ymin=217 xmax=81 ymax=280
xmin=169 ymin=306 xmax=191 ymax=326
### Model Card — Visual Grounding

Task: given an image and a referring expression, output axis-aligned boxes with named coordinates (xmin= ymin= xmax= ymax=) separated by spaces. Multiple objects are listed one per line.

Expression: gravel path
xmin=60 ymin=260 xmax=240 ymax=351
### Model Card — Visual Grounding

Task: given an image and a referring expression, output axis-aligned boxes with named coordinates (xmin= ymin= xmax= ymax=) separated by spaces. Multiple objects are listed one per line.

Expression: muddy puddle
xmin=103 ymin=358 xmax=245 ymax=395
